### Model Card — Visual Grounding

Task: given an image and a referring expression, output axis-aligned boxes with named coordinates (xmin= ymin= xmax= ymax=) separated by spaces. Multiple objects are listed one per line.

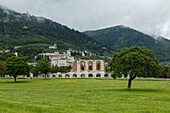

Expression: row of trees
xmin=0 ymin=46 xmax=169 ymax=90
xmin=0 ymin=56 xmax=72 ymax=82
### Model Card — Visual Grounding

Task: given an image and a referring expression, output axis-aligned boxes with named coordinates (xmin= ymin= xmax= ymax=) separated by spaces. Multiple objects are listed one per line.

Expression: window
xmin=73 ymin=74 xmax=77 ymax=78
xmin=80 ymin=61 xmax=85 ymax=71
xmin=81 ymin=74 xmax=85 ymax=78
xmin=96 ymin=74 xmax=101 ymax=77
xmin=65 ymin=74 xmax=70 ymax=78
xmin=59 ymin=74 xmax=62 ymax=78
xmin=88 ymin=61 xmax=93 ymax=71
xmin=96 ymin=61 xmax=101 ymax=70
xmin=104 ymin=74 xmax=109 ymax=77
xmin=88 ymin=74 xmax=93 ymax=77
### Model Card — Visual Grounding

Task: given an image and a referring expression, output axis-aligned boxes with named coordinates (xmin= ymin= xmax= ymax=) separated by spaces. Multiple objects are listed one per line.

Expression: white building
xmin=4 ymin=50 xmax=10 ymax=52
xmin=49 ymin=44 xmax=57 ymax=49
xmin=14 ymin=46 xmax=22 ymax=49
xmin=28 ymin=63 xmax=37 ymax=66
xmin=15 ymin=52 xmax=18 ymax=57
xmin=40 ymin=50 xmax=74 ymax=67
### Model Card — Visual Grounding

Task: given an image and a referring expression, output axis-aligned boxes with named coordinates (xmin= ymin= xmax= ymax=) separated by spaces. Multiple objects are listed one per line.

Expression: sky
xmin=0 ymin=0 xmax=170 ymax=40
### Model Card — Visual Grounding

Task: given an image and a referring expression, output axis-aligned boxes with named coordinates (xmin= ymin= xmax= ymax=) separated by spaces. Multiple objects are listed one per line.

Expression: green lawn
xmin=0 ymin=78 xmax=169 ymax=113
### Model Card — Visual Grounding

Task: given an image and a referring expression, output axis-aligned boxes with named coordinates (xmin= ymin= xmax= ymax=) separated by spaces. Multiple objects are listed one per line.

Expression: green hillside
xmin=84 ymin=25 xmax=170 ymax=62
xmin=0 ymin=6 xmax=112 ymax=61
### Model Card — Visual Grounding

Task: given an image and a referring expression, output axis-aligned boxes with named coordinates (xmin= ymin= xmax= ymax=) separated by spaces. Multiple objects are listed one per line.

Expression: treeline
xmin=0 ymin=57 xmax=72 ymax=81
xmin=0 ymin=52 xmax=15 ymax=61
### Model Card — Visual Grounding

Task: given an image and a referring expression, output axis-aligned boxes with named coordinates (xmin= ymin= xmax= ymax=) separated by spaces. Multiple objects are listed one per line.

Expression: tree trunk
xmin=14 ymin=76 xmax=16 ymax=82
xmin=45 ymin=74 xmax=47 ymax=79
xmin=128 ymin=75 xmax=136 ymax=90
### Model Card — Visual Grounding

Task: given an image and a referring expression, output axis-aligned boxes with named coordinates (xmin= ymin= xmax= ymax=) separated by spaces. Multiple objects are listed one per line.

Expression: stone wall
xmin=39 ymin=60 xmax=111 ymax=78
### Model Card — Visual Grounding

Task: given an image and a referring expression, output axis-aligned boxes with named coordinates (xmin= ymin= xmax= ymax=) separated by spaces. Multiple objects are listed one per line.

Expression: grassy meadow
xmin=0 ymin=78 xmax=169 ymax=113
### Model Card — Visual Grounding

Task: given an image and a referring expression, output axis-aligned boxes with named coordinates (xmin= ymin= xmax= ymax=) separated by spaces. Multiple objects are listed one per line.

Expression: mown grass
xmin=0 ymin=78 xmax=169 ymax=113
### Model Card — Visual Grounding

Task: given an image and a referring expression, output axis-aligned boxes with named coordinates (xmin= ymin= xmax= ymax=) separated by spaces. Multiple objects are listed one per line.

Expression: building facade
xmin=39 ymin=60 xmax=111 ymax=78
xmin=40 ymin=50 xmax=74 ymax=67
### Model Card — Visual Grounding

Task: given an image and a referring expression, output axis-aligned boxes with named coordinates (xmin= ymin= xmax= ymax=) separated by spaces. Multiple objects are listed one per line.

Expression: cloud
xmin=0 ymin=0 xmax=170 ymax=39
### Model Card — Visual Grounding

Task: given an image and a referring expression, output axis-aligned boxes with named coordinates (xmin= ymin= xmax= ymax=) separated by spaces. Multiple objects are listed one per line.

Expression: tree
xmin=51 ymin=66 xmax=59 ymax=73
xmin=0 ymin=61 xmax=6 ymax=78
xmin=30 ymin=67 xmax=39 ymax=77
xmin=27 ymin=65 xmax=34 ymax=77
xmin=110 ymin=46 xmax=162 ymax=90
xmin=159 ymin=65 xmax=169 ymax=78
xmin=167 ymin=66 xmax=170 ymax=78
xmin=6 ymin=56 xmax=29 ymax=82
xmin=36 ymin=57 xmax=51 ymax=79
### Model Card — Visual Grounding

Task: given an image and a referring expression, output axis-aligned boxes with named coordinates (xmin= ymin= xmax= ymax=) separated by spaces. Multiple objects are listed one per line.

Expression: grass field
xmin=0 ymin=78 xmax=169 ymax=113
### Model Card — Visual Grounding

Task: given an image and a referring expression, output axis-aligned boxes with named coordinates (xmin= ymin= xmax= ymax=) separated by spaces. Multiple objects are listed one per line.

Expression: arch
xmin=81 ymin=74 xmax=85 ymax=78
xmin=73 ymin=74 xmax=77 ymax=78
xmin=52 ymin=75 xmax=56 ymax=78
xmin=104 ymin=74 xmax=109 ymax=77
xmin=80 ymin=61 xmax=85 ymax=71
xmin=96 ymin=73 xmax=101 ymax=77
xmin=47 ymin=75 xmax=50 ymax=78
xmin=88 ymin=73 xmax=93 ymax=77
xmin=42 ymin=75 xmax=45 ymax=78
xmin=65 ymin=74 xmax=70 ymax=78
xmin=59 ymin=74 xmax=62 ymax=78
xmin=96 ymin=61 xmax=101 ymax=70
xmin=88 ymin=61 xmax=93 ymax=71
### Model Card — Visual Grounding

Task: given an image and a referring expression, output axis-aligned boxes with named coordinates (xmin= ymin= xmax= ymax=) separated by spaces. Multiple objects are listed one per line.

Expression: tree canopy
xmin=0 ymin=61 xmax=6 ymax=78
xmin=6 ymin=56 xmax=29 ymax=82
xmin=36 ymin=57 xmax=51 ymax=79
xmin=110 ymin=46 xmax=162 ymax=90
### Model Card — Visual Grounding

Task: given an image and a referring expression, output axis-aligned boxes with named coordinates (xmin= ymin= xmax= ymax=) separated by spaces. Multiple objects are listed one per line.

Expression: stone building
xmin=40 ymin=50 xmax=74 ymax=67
xmin=49 ymin=44 xmax=57 ymax=49
xmin=39 ymin=60 xmax=111 ymax=78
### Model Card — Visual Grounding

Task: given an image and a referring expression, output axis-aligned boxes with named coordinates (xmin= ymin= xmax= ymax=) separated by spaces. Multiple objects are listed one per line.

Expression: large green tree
xmin=36 ymin=57 xmax=51 ymax=79
xmin=6 ymin=56 xmax=29 ymax=82
xmin=0 ymin=61 xmax=6 ymax=78
xmin=110 ymin=46 xmax=162 ymax=90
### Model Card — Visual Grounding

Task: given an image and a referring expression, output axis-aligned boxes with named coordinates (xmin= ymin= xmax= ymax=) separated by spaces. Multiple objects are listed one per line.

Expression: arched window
xmin=52 ymin=75 xmax=56 ymax=78
xmin=96 ymin=74 xmax=101 ymax=77
xmin=104 ymin=74 xmax=109 ymax=77
xmin=96 ymin=61 xmax=101 ymax=70
xmin=59 ymin=74 xmax=62 ymax=78
xmin=88 ymin=61 xmax=93 ymax=71
xmin=73 ymin=74 xmax=77 ymax=78
xmin=81 ymin=74 xmax=85 ymax=78
xmin=65 ymin=74 xmax=70 ymax=78
xmin=80 ymin=61 xmax=85 ymax=71
xmin=88 ymin=74 xmax=93 ymax=77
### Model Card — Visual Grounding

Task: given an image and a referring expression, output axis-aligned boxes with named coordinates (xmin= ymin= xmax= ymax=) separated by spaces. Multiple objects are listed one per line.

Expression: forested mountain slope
xmin=0 ymin=5 xmax=112 ymax=61
xmin=84 ymin=25 xmax=170 ymax=62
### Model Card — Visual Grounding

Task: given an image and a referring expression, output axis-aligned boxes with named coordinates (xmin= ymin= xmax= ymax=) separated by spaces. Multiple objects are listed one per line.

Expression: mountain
xmin=0 ymin=5 xmax=112 ymax=61
xmin=157 ymin=36 xmax=170 ymax=46
xmin=84 ymin=25 xmax=170 ymax=62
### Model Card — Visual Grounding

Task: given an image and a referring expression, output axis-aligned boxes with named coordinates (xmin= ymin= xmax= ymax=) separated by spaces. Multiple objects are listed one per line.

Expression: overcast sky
xmin=0 ymin=0 xmax=170 ymax=40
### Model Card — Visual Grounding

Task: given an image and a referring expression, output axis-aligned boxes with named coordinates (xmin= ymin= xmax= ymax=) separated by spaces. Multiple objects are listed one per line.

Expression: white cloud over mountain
xmin=0 ymin=0 xmax=170 ymax=39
